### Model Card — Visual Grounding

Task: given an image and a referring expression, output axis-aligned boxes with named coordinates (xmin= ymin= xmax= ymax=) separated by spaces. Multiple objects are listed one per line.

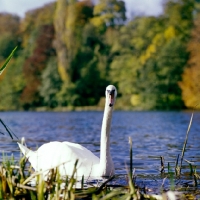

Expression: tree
xmin=0 ymin=14 xmax=22 ymax=110
xmin=155 ymin=37 xmax=188 ymax=109
xmin=91 ymin=0 xmax=126 ymax=32
xmin=0 ymin=56 xmax=25 ymax=110
xmin=0 ymin=13 xmax=20 ymax=34
xmin=54 ymin=0 xmax=93 ymax=83
xmin=0 ymin=13 xmax=20 ymax=61
xmin=179 ymin=14 xmax=200 ymax=109
xmin=163 ymin=0 xmax=194 ymax=40
xmin=39 ymin=57 xmax=62 ymax=108
xmin=0 ymin=33 xmax=18 ymax=60
xmin=53 ymin=0 xmax=69 ymax=81
xmin=109 ymin=17 xmax=164 ymax=109
xmin=21 ymin=2 xmax=55 ymax=47
xmin=21 ymin=25 xmax=55 ymax=109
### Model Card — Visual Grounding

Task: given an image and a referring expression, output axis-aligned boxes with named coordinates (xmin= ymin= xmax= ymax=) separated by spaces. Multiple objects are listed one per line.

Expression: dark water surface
xmin=0 ymin=111 xmax=200 ymax=191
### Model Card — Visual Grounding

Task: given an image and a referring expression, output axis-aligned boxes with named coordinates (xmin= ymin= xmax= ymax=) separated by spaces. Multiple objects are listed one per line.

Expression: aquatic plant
xmin=0 ymin=114 xmax=199 ymax=199
xmin=0 ymin=129 xmax=199 ymax=200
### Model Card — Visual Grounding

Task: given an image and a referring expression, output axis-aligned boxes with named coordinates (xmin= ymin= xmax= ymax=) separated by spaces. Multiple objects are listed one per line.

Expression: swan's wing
xmin=18 ymin=141 xmax=99 ymax=177
xmin=61 ymin=141 xmax=100 ymax=177
xmin=62 ymin=141 xmax=99 ymax=162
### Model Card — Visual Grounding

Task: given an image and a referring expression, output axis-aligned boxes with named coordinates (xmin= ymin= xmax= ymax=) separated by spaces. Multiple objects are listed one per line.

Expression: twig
xmin=0 ymin=118 xmax=19 ymax=139
xmin=96 ymin=175 xmax=115 ymax=193
xmin=12 ymin=177 xmax=36 ymax=191
xmin=160 ymin=156 xmax=165 ymax=173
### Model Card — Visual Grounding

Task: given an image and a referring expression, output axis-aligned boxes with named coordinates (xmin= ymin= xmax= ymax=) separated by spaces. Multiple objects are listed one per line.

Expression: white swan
xmin=18 ymin=85 xmax=117 ymax=179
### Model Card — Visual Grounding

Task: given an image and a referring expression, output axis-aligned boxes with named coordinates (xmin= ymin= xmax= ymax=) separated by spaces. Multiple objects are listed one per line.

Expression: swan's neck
xmin=100 ymin=104 xmax=114 ymax=175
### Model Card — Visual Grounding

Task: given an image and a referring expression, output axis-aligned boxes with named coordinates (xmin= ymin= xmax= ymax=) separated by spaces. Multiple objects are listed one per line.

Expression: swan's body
xmin=18 ymin=85 xmax=117 ymax=179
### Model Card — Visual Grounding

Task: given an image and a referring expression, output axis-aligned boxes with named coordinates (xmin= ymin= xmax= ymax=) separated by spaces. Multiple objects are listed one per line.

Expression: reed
xmin=180 ymin=113 xmax=194 ymax=173
xmin=0 ymin=46 xmax=17 ymax=75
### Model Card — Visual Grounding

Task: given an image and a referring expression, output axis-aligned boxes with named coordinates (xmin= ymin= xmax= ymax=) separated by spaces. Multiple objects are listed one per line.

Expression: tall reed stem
xmin=180 ymin=113 xmax=193 ymax=173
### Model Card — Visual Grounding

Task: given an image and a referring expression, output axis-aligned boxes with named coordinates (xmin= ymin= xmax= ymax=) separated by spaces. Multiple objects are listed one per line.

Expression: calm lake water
xmin=0 ymin=111 xmax=200 ymax=191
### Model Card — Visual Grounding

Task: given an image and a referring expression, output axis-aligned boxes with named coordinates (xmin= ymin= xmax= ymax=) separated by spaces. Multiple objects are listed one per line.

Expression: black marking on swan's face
xmin=106 ymin=85 xmax=117 ymax=107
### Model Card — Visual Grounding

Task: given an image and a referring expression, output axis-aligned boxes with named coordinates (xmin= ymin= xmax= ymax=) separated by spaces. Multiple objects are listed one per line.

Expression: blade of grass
xmin=97 ymin=189 xmax=124 ymax=200
xmin=180 ymin=113 xmax=194 ymax=173
xmin=128 ymin=137 xmax=137 ymax=198
xmin=184 ymin=159 xmax=195 ymax=176
xmin=0 ymin=46 xmax=17 ymax=75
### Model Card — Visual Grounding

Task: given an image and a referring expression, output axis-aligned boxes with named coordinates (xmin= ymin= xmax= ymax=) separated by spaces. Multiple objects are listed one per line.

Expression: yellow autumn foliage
xmin=130 ymin=94 xmax=141 ymax=107
xmin=140 ymin=43 xmax=156 ymax=64
xmin=140 ymin=33 xmax=164 ymax=64
xmin=179 ymin=17 xmax=200 ymax=109
xmin=90 ymin=16 xmax=105 ymax=28
xmin=179 ymin=67 xmax=200 ymax=109
xmin=164 ymin=26 xmax=176 ymax=41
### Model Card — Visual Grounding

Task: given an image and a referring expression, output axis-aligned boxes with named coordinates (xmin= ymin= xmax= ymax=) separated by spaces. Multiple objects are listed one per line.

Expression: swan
xmin=18 ymin=85 xmax=117 ymax=179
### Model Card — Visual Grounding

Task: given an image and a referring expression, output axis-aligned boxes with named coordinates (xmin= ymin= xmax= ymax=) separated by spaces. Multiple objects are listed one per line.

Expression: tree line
xmin=0 ymin=0 xmax=199 ymax=110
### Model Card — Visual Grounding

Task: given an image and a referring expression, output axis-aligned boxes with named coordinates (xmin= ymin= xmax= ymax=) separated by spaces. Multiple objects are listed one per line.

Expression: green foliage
xmin=0 ymin=34 xmax=18 ymax=60
xmin=39 ymin=57 xmax=62 ymax=108
xmin=0 ymin=0 xmax=197 ymax=110
xmin=0 ymin=13 xmax=20 ymax=35
xmin=20 ymin=24 xmax=55 ymax=109
xmin=164 ymin=0 xmax=194 ymax=39
xmin=75 ymin=56 xmax=108 ymax=106
xmin=91 ymin=0 xmax=126 ymax=32
xmin=54 ymin=0 xmax=94 ymax=82
xmin=179 ymin=12 xmax=200 ymax=109
xmin=155 ymin=37 xmax=188 ymax=109
xmin=0 ymin=51 xmax=25 ymax=110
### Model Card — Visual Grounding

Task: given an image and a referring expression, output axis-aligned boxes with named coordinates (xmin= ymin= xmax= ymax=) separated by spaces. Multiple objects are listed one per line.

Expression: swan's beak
xmin=109 ymin=90 xmax=115 ymax=107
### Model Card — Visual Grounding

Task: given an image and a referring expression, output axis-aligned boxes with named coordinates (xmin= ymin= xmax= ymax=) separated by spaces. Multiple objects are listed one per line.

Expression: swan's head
xmin=105 ymin=85 xmax=117 ymax=107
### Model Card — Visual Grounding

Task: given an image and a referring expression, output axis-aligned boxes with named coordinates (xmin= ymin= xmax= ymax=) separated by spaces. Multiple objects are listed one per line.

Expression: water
xmin=0 ymin=111 xmax=200 ymax=191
